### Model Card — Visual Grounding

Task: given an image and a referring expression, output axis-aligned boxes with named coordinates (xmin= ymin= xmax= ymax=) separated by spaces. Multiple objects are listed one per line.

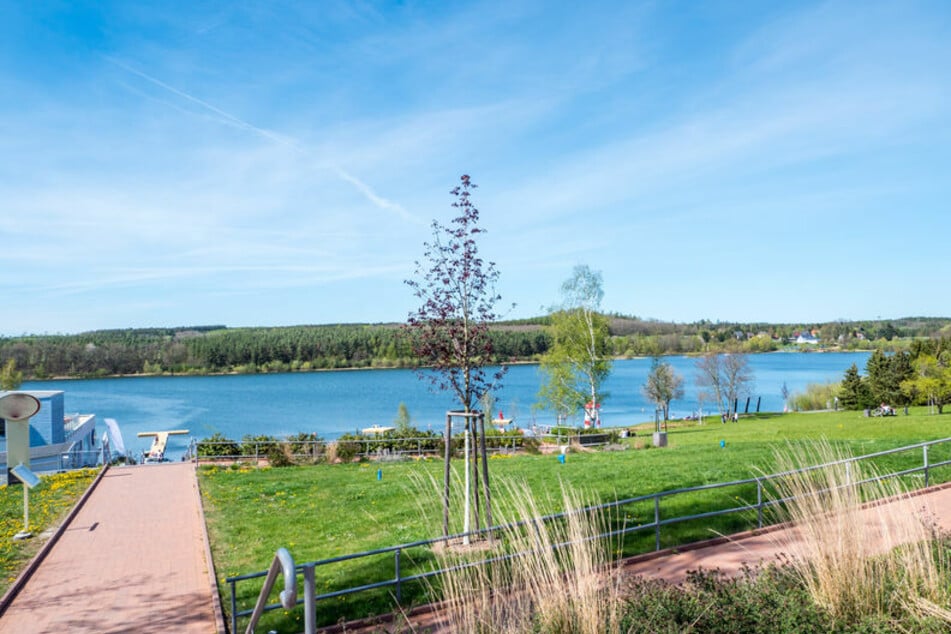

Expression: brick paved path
xmin=623 ymin=481 xmax=951 ymax=585
xmin=0 ymin=463 xmax=221 ymax=634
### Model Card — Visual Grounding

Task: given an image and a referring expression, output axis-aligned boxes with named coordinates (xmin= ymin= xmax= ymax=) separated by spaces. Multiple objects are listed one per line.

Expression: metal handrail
xmin=244 ymin=547 xmax=316 ymax=634
xmin=227 ymin=435 xmax=951 ymax=632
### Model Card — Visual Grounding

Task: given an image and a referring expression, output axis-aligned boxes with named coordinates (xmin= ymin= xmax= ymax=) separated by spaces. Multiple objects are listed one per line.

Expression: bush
xmin=332 ymin=435 xmax=362 ymax=462
xmin=284 ymin=432 xmax=324 ymax=463
xmin=240 ymin=434 xmax=279 ymax=457
xmin=620 ymin=566 xmax=829 ymax=633
xmin=197 ymin=432 xmax=240 ymax=457
xmin=266 ymin=445 xmax=295 ymax=467
xmin=790 ymin=382 xmax=841 ymax=411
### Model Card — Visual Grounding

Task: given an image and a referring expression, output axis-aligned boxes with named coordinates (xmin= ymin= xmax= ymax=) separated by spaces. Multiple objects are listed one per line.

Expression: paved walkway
xmin=0 ymin=463 xmax=221 ymax=634
xmin=622 ymin=481 xmax=951 ymax=584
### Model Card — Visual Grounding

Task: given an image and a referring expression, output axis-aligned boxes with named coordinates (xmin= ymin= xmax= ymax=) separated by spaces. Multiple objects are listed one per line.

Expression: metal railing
xmin=227 ymin=436 xmax=951 ymax=633
xmin=244 ymin=548 xmax=315 ymax=634
xmin=191 ymin=435 xmax=533 ymax=465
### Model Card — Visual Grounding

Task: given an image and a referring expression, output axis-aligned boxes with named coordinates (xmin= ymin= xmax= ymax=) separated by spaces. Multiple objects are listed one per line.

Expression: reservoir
xmin=21 ymin=352 xmax=871 ymax=461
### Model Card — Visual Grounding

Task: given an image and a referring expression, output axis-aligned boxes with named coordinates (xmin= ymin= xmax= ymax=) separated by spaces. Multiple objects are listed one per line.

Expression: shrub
xmin=197 ymin=432 xmax=240 ymax=457
xmin=332 ymin=435 xmax=362 ymax=462
xmin=240 ymin=434 xmax=279 ymax=457
xmin=266 ymin=445 xmax=295 ymax=467
xmin=789 ymin=382 xmax=841 ymax=411
xmin=619 ymin=565 xmax=829 ymax=633
xmin=284 ymin=432 xmax=324 ymax=463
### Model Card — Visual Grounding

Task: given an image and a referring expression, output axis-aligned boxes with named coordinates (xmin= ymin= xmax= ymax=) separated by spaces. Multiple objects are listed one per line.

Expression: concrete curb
xmin=192 ymin=464 xmax=228 ymax=634
xmin=0 ymin=465 xmax=110 ymax=618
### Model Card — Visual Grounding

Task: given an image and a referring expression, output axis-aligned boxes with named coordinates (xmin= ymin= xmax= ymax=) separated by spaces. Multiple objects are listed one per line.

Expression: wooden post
xmin=470 ymin=415 xmax=481 ymax=533
xmin=478 ymin=411 xmax=493 ymax=533
xmin=443 ymin=412 xmax=452 ymax=539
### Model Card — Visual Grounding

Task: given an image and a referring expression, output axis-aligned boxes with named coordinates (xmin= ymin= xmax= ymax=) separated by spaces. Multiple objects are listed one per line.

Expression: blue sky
xmin=1 ymin=1 xmax=949 ymax=335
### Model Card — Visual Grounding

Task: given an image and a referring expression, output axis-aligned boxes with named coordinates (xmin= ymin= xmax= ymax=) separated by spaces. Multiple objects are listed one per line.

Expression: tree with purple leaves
xmin=404 ymin=174 xmax=507 ymax=413
xmin=405 ymin=174 xmax=509 ymax=538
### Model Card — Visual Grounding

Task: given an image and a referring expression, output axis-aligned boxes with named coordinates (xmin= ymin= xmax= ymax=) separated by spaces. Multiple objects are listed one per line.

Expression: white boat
xmin=361 ymin=425 xmax=395 ymax=435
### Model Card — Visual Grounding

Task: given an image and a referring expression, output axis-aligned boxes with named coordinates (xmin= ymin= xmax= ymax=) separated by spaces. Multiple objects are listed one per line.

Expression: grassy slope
xmin=200 ymin=408 xmax=951 ymax=631
xmin=0 ymin=468 xmax=99 ymax=595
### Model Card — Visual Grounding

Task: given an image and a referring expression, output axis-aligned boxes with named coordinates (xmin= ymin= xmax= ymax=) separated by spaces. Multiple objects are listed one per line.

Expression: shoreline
xmin=28 ymin=347 xmax=874 ymax=383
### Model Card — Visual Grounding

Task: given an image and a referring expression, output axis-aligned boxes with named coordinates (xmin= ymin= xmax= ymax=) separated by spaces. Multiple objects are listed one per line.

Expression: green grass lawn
xmin=199 ymin=408 xmax=951 ymax=632
xmin=0 ymin=468 xmax=99 ymax=595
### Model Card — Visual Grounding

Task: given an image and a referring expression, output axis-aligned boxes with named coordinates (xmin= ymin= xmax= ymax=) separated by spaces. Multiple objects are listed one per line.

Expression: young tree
xmin=902 ymin=354 xmax=951 ymax=414
xmin=393 ymin=402 xmax=412 ymax=433
xmin=405 ymin=174 xmax=505 ymax=413
xmin=695 ymin=351 xmax=753 ymax=415
xmin=405 ymin=174 xmax=506 ymax=538
xmin=0 ymin=359 xmax=23 ymax=391
xmin=537 ymin=265 xmax=611 ymax=427
xmin=643 ymin=357 xmax=684 ymax=425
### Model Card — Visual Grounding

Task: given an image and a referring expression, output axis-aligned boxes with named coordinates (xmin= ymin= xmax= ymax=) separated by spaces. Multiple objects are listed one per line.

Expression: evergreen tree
xmin=839 ymin=363 xmax=873 ymax=410
xmin=866 ymin=350 xmax=892 ymax=404
xmin=866 ymin=350 xmax=915 ymax=406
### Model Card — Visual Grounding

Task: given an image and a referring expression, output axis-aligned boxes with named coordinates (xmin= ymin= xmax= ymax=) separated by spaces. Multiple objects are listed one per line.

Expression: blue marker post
xmin=558 ymin=454 xmax=566 ymax=464
xmin=377 ymin=469 xmax=382 ymax=480
xmin=719 ymin=440 xmax=726 ymax=448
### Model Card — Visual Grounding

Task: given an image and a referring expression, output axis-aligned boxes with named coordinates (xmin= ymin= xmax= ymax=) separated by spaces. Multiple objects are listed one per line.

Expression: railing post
xmin=845 ymin=461 xmax=851 ymax=487
xmin=757 ymin=479 xmax=763 ymax=528
xmin=230 ymin=579 xmax=238 ymax=634
xmin=303 ymin=564 xmax=316 ymax=634
xmin=654 ymin=495 xmax=661 ymax=551
xmin=395 ymin=547 xmax=402 ymax=603
xmin=924 ymin=445 xmax=930 ymax=488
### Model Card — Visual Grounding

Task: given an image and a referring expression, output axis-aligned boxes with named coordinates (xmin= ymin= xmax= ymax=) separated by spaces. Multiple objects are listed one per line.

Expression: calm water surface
xmin=22 ymin=352 xmax=870 ymax=460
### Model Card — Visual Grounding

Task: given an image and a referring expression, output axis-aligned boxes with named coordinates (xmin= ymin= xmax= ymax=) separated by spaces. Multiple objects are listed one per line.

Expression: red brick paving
xmin=8 ymin=465 xmax=951 ymax=634
xmin=622 ymin=481 xmax=951 ymax=585
xmin=0 ymin=463 xmax=222 ymax=634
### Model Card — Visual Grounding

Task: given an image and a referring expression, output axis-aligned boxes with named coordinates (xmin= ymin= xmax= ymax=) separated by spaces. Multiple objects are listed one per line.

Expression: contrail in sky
xmin=104 ymin=56 xmax=418 ymax=222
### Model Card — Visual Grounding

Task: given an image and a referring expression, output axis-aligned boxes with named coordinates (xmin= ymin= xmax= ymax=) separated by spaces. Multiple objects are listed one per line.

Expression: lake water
xmin=21 ymin=352 xmax=870 ymax=461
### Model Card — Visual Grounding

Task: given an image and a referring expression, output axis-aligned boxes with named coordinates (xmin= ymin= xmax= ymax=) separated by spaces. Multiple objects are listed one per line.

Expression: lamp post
xmin=0 ymin=393 xmax=42 ymax=540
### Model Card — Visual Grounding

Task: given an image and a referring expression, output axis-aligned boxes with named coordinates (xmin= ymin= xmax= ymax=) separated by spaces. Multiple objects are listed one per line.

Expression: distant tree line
xmin=1 ymin=317 xmax=948 ymax=380
xmin=0 ymin=324 xmax=550 ymax=379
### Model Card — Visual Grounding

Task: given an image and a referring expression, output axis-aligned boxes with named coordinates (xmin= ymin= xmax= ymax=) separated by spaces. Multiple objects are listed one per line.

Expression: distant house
xmin=0 ymin=391 xmax=103 ymax=474
xmin=796 ymin=333 xmax=820 ymax=345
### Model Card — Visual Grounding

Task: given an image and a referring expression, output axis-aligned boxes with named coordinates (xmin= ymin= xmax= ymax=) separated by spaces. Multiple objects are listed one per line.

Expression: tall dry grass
xmin=429 ymin=477 xmax=623 ymax=634
xmin=766 ymin=440 xmax=950 ymax=624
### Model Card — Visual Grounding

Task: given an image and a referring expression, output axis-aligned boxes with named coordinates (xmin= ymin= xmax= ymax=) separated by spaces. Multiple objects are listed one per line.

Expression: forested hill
xmin=1 ymin=316 xmax=949 ymax=379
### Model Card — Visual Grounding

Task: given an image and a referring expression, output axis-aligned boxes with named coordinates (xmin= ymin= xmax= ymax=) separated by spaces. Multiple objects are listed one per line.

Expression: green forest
xmin=1 ymin=316 xmax=949 ymax=380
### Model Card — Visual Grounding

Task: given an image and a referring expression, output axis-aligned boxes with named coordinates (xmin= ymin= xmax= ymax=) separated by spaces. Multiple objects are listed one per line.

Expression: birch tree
xmin=538 ymin=265 xmax=611 ymax=426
